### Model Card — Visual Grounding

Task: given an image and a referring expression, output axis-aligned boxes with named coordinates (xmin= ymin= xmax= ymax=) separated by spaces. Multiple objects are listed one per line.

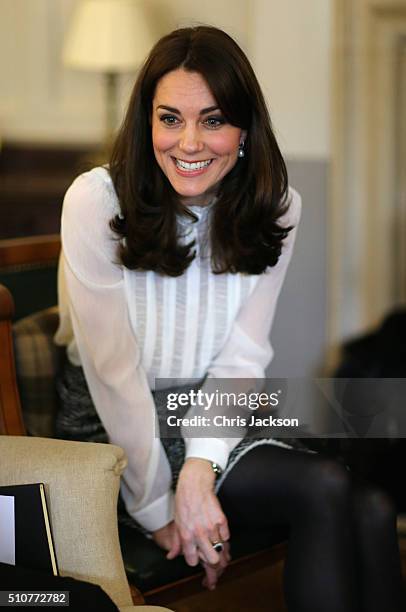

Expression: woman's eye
xmin=160 ymin=115 xmax=180 ymax=126
xmin=203 ymin=116 xmax=226 ymax=128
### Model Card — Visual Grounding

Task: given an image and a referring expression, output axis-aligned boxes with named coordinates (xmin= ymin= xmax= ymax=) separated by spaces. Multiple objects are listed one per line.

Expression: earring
xmin=238 ymin=142 xmax=245 ymax=158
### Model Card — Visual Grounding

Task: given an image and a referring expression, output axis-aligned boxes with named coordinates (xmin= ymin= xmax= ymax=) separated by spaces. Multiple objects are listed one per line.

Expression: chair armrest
xmin=0 ymin=284 xmax=25 ymax=434
xmin=0 ymin=234 xmax=60 ymax=268
xmin=0 ymin=436 xmax=133 ymax=609
xmin=0 ymin=281 xmax=14 ymax=318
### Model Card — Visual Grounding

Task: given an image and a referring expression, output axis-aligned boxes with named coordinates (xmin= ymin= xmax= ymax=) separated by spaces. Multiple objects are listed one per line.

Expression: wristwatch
xmin=211 ymin=462 xmax=223 ymax=477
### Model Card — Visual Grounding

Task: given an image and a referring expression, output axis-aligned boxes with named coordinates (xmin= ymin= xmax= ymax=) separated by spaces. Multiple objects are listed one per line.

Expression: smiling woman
xmin=108 ymin=26 xmax=289 ymax=277
xmin=151 ymin=69 xmax=245 ymax=207
xmin=55 ymin=25 xmax=405 ymax=612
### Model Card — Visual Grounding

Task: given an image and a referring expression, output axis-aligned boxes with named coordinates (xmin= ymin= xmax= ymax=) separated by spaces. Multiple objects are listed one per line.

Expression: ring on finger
xmin=211 ymin=541 xmax=224 ymax=553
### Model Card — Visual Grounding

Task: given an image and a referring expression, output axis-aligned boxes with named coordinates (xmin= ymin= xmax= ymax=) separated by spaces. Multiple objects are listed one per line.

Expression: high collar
xmin=179 ymin=198 xmax=216 ymax=225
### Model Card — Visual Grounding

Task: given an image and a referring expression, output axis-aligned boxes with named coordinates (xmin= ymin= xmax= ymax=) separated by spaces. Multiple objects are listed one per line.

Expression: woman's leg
xmin=351 ymin=483 xmax=404 ymax=612
xmin=218 ymin=444 xmax=358 ymax=612
xmin=218 ymin=444 xmax=404 ymax=612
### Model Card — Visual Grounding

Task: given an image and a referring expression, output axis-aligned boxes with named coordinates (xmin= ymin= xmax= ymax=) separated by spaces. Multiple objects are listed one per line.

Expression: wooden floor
xmin=167 ymin=537 xmax=406 ymax=612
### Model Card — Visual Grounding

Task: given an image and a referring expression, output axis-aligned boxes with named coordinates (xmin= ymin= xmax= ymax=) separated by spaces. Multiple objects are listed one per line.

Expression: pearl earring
xmin=238 ymin=142 xmax=245 ymax=158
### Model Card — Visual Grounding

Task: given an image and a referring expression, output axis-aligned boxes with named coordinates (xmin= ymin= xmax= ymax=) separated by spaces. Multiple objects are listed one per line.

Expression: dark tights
xmin=218 ymin=444 xmax=405 ymax=612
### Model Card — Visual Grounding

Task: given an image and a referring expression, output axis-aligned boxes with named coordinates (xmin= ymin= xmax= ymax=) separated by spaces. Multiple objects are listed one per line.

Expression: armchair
xmin=0 ymin=435 xmax=171 ymax=612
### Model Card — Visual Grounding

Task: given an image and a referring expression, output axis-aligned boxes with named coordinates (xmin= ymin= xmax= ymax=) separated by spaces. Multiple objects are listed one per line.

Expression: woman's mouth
xmin=172 ymin=157 xmax=213 ymax=175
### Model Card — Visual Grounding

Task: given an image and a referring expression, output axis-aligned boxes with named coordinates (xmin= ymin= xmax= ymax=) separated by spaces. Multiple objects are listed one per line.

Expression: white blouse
xmin=55 ymin=167 xmax=301 ymax=531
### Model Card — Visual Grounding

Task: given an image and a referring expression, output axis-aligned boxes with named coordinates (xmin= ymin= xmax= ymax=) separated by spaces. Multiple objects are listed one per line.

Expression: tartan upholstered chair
xmin=0 ymin=234 xmax=287 ymax=609
xmin=0 ymin=235 xmax=61 ymax=437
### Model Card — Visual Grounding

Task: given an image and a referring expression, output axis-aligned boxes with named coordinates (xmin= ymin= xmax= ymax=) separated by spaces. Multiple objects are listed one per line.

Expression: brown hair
xmin=109 ymin=26 xmax=291 ymax=276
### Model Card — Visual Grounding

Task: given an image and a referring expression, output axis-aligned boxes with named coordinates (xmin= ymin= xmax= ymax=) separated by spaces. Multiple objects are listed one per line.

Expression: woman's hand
xmin=151 ymin=520 xmax=181 ymax=556
xmin=201 ymin=541 xmax=231 ymax=590
xmin=168 ymin=458 xmax=230 ymax=569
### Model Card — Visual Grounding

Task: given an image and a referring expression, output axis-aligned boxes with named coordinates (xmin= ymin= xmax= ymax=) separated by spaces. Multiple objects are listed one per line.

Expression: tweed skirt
xmin=56 ymin=360 xmax=316 ymax=533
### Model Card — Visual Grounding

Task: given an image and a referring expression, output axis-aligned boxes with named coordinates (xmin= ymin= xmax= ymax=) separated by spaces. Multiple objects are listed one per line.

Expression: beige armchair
xmin=0 ymin=435 xmax=172 ymax=612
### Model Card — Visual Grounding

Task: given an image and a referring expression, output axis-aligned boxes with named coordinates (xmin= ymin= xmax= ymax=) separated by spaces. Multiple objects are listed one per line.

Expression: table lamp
xmin=63 ymin=0 xmax=155 ymax=143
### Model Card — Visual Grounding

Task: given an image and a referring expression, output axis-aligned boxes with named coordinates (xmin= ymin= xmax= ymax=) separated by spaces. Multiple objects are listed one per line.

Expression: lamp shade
xmin=63 ymin=0 xmax=154 ymax=72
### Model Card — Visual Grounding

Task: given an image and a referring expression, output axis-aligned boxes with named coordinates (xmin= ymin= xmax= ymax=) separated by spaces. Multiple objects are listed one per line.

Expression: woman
xmin=55 ymin=26 xmax=404 ymax=611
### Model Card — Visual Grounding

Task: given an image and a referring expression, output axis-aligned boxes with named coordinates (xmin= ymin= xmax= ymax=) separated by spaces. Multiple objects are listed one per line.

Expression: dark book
xmin=0 ymin=483 xmax=58 ymax=576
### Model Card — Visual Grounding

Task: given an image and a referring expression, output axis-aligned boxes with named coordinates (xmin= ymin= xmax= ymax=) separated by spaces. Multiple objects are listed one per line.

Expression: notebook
xmin=0 ymin=483 xmax=58 ymax=576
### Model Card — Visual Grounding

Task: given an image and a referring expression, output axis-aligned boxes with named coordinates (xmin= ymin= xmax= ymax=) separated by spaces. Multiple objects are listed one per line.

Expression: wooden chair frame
xmin=0 ymin=284 xmax=25 ymax=435
xmin=0 ymin=234 xmax=61 ymax=269
xmin=0 ymin=234 xmax=61 ymax=435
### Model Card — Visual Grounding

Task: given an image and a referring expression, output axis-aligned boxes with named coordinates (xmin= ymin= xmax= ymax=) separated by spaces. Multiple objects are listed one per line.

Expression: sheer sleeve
xmin=184 ymin=188 xmax=302 ymax=467
xmin=58 ymin=169 xmax=174 ymax=531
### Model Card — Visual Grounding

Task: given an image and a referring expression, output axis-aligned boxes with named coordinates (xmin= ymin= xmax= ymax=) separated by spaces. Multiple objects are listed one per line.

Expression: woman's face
xmin=152 ymin=68 xmax=246 ymax=207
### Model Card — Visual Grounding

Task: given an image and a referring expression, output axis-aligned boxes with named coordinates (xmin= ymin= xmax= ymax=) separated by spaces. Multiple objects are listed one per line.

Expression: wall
xmin=247 ymin=1 xmax=331 ymax=377
xmin=250 ymin=0 xmax=331 ymax=159
xmin=0 ymin=0 xmax=251 ymax=143
xmin=329 ymin=0 xmax=406 ymax=357
xmin=270 ymin=159 xmax=328 ymax=377
xmin=0 ymin=0 xmax=331 ymax=155
xmin=0 ymin=0 xmax=332 ymax=377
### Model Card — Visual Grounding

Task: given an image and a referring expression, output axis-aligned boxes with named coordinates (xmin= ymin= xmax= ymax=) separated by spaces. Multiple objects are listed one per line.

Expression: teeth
xmin=176 ymin=158 xmax=212 ymax=171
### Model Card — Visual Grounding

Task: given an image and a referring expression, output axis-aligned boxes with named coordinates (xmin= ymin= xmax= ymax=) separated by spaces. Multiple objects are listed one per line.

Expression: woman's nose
xmin=179 ymin=125 xmax=204 ymax=154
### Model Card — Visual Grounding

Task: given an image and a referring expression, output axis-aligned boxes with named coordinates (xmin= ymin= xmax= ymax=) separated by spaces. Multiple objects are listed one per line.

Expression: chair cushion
xmin=13 ymin=307 xmax=62 ymax=437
